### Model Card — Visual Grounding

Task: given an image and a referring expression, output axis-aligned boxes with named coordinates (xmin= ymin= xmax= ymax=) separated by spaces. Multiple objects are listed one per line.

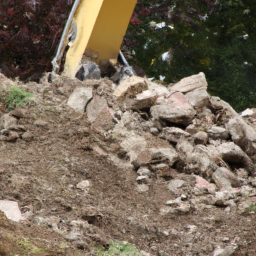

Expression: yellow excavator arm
xmin=53 ymin=0 xmax=137 ymax=78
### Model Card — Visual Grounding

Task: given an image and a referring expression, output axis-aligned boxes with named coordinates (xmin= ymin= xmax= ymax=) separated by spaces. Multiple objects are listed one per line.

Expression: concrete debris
xmin=67 ymin=87 xmax=93 ymax=113
xmin=0 ymin=114 xmax=18 ymax=130
xmin=0 ymin=200 xmax=22 ymax=222
xmin=212 ymin=167 xmax=241 ymax=189
xmin=113 ymin=76 xmax=148 ymax=99
xmin=169 ymin=72 xmax=208 ymax=93
xmin=160 ymin=127 xmax=191 ymax=144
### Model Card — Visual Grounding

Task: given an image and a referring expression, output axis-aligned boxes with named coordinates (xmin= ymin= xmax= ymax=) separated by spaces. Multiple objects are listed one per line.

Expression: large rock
xmin=120 ymin=135 xmax=147 ymax=162
xmin=194 ymin=175 xmax=216 ymax=194
xmin=92 ymin=106 xmax=115 ymax=131
xmin=168 ymin=179 xmax=187 ymax=191
xmin=217 ymin=142 xmax=254 ymax=172
xmin=160 ymin=127 xmax=191 ymax=144
xmin=0 ymin=114 xmax=18 ymax=130
xmin=86 ymin=95 xmax=108 ymax=122
xmin=148 ymin=81 xmax=170 ymax=96
xmin=226 ymin=117 xmax=256 ymax=157
xmin=113 ymin=76 xmax=148 ymax=99
xmin=185 ymin=152 xmax=218 ymax=179
xmin=134 ymin=147 xmax=179 ymax=167
xmin=195 ymin=145 xmax=223 ymax=163
xmin=0 ymin=73 xmax=16 ymax=89
xmin=241 ymin=108 xmax=256 ymax=118
xmin=151 ymin=92 xmax=196 ymax=126
xmin=127 ymin=81 xmax=170 ymax=110
xmin=185 ymin=87 xmax=209 ymax=109
xmin=121 ymin=94 xmax=156 ymax=110
xmin=162 ymin=91 xmax=194 ymax=109
xmin=212 ymin=167 xmax=241 ymax=189
xmin=0 ymin=200 xmax=22 ymax=222
xmin=208 ymin=126 xmax=229 ymax=140
xmin=177 ymin=138 xmax=194 ymax=153
xmin=169 ymin=72 xmax=207 ymax=93
xmin=67 ymin=87 xmax=93 ymax=113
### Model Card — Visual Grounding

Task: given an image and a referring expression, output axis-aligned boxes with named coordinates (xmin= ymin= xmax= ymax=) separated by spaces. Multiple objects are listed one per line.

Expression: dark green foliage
xmin=126 ymin=0 xmax=256 ymax=111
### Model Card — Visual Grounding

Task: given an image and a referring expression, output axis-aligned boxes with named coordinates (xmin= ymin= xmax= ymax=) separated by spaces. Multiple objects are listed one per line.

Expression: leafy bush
xmin=4 ymin=86 xmax=34 ymax=110
xmin=0 ymin=0 xmax=72 ymax=80
xmin=125 ymin=0 xmax=256 ymax=111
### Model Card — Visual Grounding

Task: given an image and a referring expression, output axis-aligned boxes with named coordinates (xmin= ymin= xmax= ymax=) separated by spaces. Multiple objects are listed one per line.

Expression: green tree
xmin=126 ymin=0 xmax=256 ymax=111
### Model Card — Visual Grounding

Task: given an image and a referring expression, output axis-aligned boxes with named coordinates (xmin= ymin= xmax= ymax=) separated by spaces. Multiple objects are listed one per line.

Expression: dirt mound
xmin=0 ymin=73 xmax=256 ymax=255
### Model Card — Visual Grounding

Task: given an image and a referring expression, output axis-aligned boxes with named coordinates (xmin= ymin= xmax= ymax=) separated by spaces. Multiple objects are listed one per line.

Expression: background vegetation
xmin=125 ymin=0 xmax=256 ymax=111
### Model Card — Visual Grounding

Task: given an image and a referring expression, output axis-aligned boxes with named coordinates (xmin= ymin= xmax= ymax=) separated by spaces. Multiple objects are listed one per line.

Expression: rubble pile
xmin=1 ymin=70 xmax=256 ymax=255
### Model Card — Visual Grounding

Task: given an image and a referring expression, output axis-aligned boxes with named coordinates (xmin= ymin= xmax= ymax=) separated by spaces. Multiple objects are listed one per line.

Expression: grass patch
xmin=3 ymin=86 xmax=34 ymax=110
xmin=96 ymin=241 xmax=141 ymax=256
xmin=17 ymin=237 xmax=45 ymax=254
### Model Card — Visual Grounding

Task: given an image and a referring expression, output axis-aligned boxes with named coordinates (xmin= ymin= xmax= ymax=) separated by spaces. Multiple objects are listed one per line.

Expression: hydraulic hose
xmin=51 ymin=0 xmax=81 ymax=73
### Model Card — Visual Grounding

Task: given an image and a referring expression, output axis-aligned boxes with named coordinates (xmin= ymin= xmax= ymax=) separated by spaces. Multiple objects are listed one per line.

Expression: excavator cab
xmin=52 ymin=0 xmax=137 ymax=78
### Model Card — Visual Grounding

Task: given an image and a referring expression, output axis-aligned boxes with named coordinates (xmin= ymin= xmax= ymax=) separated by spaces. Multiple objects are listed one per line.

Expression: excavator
xmin=0 ymin=0 xmax=137 ymax=81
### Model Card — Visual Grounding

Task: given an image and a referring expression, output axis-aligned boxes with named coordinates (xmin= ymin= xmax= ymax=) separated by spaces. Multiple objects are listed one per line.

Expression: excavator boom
xmin=54 ymin=0 xmax=137 ymax=78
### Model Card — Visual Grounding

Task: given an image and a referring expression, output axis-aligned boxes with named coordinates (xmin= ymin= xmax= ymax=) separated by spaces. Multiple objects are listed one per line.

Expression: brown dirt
xmin=0 ymin=77 xmax=256 ymax=256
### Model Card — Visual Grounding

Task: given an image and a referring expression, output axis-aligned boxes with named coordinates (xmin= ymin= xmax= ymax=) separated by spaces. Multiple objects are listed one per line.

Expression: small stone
xmin=208 ymin=126 xmax=229 ymax=140
xmin=137 ymin=167 xmax=151 ymax=177
xmin=6 ymin=131 xmax=19 ymax=142
xmin=136 ymin=176 xmax=149 ymax=184
xmin=22 ymin=131 xmax=33 ymax=142
xmin=160 ymin=202 xmax=191 ymax=215
xmin=136 ymin=184 xmax=149 ymax=193
xmin=162 ymin=231 xmax=169 ymax=236
xmin=168 ymin=179 xmax=186 ymax=191
xmin=166 ymin=197 xmax=182 ymax=206
xmin=35 ymin=120 xmax=48 ymax=128
xmin=140 ymin=251 xmax=151 ymax=256
xmin=153 ymin=163 xmax=170 ymax=177
xmin=236 ymin=168 xmax=248 ymax=179
xmin=185 ymin=225 xmax=197 ymax=234
xmin=76 ymin=180 xmax=91 ymax=191
xmin=181 ymin=194 xmax=187 ymax=200
xmin=150 ymin=127 xmax=159 ymax=136
xmin=193 ymin=131 xmax=208 ymax=145
xmin=160 ymin=127 xmax=190 ymax=144
xmin=220 ymin=237 xmax=230 ymax=243
xmin=212 ymin=245 xmax=237 ymax=256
